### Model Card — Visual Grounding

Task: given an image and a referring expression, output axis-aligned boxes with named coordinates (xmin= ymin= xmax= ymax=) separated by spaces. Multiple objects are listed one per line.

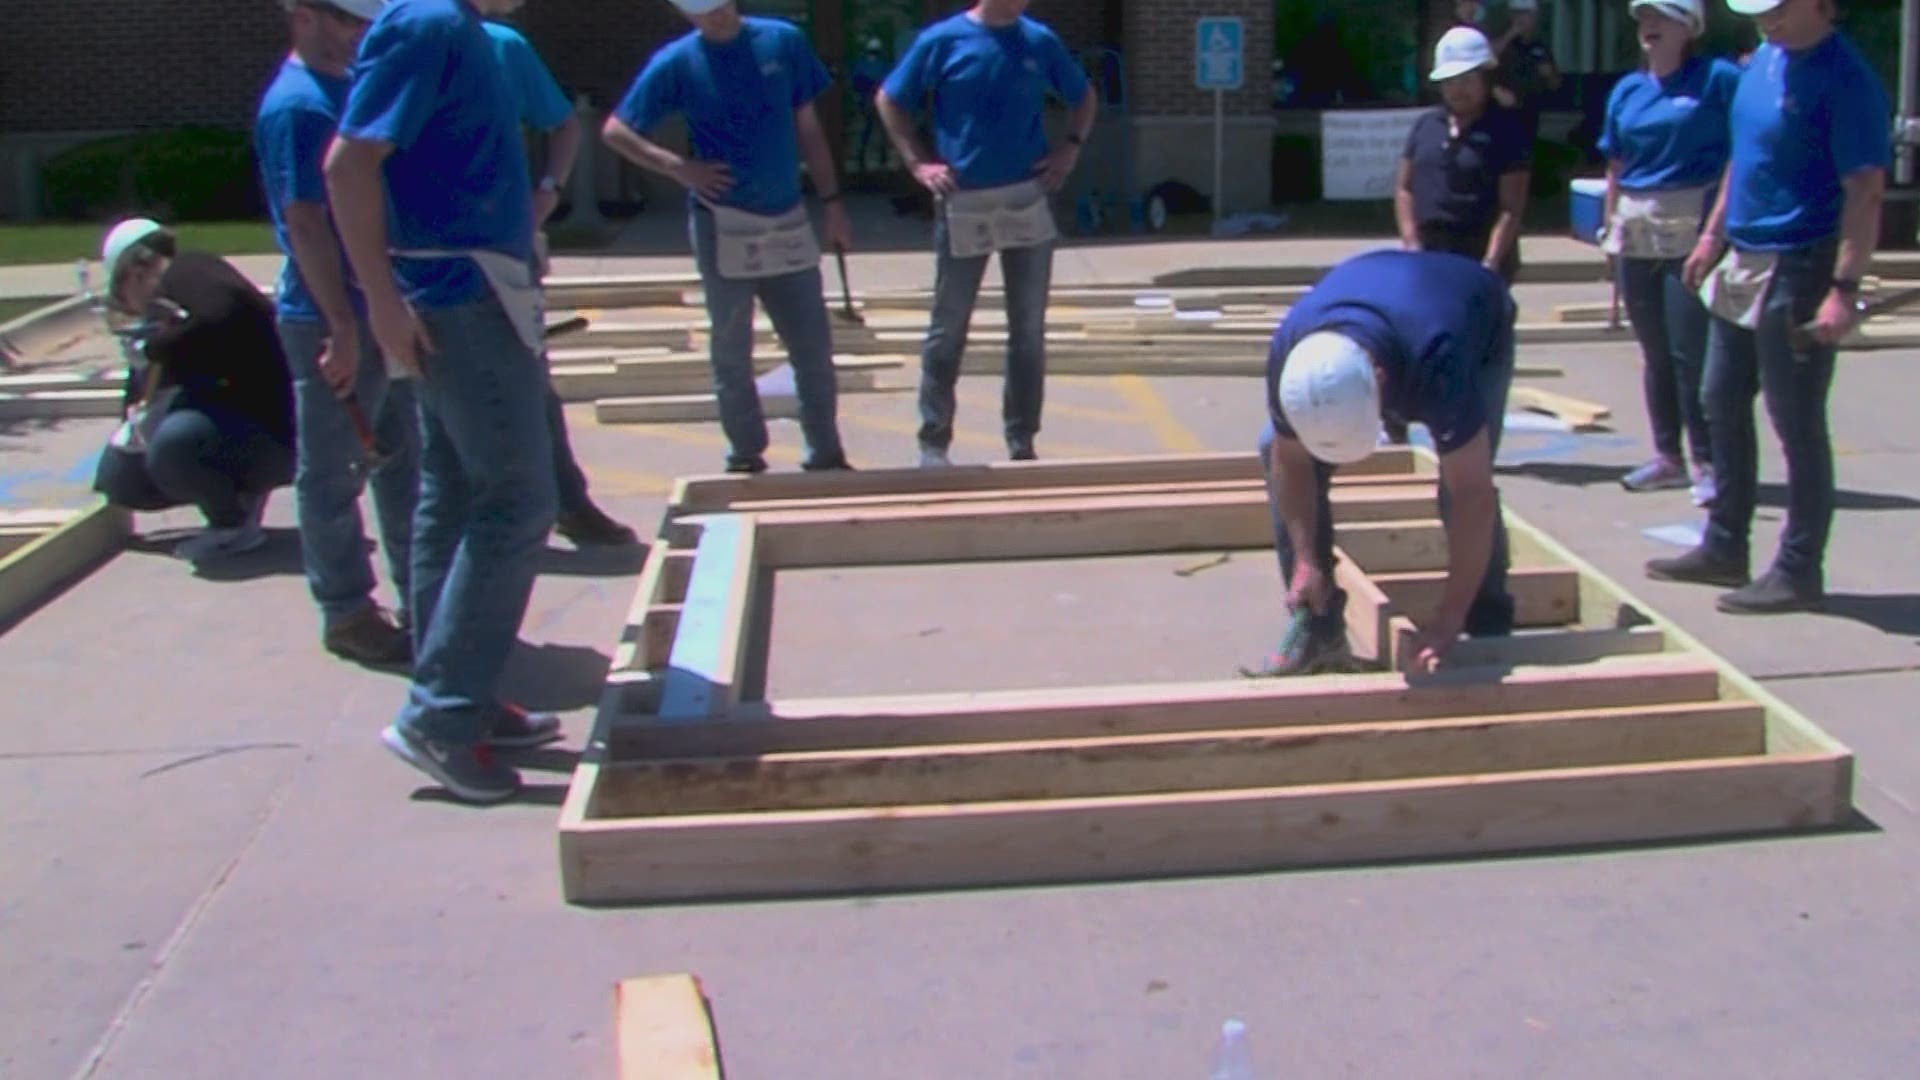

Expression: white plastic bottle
xmin=1210 ymin=1017 xmax=1254 ymax=1080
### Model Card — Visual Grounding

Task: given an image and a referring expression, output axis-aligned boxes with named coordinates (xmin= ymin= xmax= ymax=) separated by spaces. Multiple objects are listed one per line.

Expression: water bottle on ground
xmin=1209 ymin=1017 xmax=1254 ymax=1079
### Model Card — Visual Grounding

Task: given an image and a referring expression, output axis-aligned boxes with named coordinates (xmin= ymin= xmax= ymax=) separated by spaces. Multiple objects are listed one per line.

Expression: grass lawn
xmin=0 ymin=221 xmax=279 ymax=267
xmin=0 ymin=297 xmax=52 ymax=324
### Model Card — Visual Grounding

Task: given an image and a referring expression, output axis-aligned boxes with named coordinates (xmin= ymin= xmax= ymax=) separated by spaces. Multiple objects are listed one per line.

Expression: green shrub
xmin=42 ymin=127 xmax=263 ymax=222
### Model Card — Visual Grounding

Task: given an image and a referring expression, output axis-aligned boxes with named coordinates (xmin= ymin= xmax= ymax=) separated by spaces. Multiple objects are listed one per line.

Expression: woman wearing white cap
xmin=1395 ymin=26 xmax=1532 ymax=286
xmin=1598 ymin=0 xmax=1738 ymax=503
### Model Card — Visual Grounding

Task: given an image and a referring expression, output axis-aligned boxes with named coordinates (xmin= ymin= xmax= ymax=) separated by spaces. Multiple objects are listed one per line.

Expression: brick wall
xmin=1122 ymin=0 xmax=1273 ymax=117
xmin=515 ymin=0 xmax=685 ymax=111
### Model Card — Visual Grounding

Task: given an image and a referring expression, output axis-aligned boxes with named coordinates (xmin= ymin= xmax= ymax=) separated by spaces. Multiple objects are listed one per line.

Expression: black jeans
xmin=96 ymin=403 xmax=294 ymax=527
xmin=1701 ymin=238 xmax=1839 ymax=587
xmin=1618 ymin=255 xmax=1712 ymax=466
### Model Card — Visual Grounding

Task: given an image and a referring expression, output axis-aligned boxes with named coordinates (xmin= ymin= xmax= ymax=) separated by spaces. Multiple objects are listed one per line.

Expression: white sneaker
xmin=1689 ymin=465 xmax=1718 ymax=508
xmin=174 ymin=520 xmax=267 ymax=564
xmin=918 ymin=447 xmax=951 ymax=469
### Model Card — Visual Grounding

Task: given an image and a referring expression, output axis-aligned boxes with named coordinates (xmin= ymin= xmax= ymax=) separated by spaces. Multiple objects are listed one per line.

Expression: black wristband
xmin=1833 ymin=277 xmax=1861 ymax=295
xmin=819 ymin=190 xmax=843 ymax=204
xmin=1065 ymin=132 xmax=1084 ymax=146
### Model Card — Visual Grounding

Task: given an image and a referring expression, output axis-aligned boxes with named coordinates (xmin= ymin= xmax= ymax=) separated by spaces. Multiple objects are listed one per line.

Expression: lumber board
xmin=592 ymin=701 xmax=1765 ymax=818
xmin=0 ymin=388 xmax=123 ymax=420
xmin=657 ymin=516 xmax=759 ymax=722
xmin=0 ymin=501 xmax=131 ymax=631
xmin=608 ymin=654 xmax=1724 ymax=758
xmin=562 ymin=752 xmax=1847 ymax=903
xmin=1333 ymin=545 xmax=1393 ymax=664
xmin=615 ymin=974 xmax=724 ymax=1080
xmin=1511 ymin=386 xmax=1612 ymax=430
xmin=560 ymin=362 xmax=888 ymax=404
xmin=597 ymin=393 xmax=798 ymax=425
xmin=1397 ymin=623 xmax=1669 ymax=672
xmin=1372 ymin=565 xmax=1582 ymax=629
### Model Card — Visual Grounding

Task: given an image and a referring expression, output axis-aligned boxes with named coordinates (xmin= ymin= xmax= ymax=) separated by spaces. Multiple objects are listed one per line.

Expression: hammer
xmin=1789 ymin=284 xmax=1920 ymax=350
xmin=829 ymin=244 xmax=865 ymax=326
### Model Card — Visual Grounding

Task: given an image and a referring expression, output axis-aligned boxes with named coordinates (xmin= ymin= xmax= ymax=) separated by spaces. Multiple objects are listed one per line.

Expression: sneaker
xmin=173 ymin=520 xmax=268 ymax=564
xmin=1622 ymin=457 xmax=1690 ymax=492
xmin=1009 ymin=443 xmax=1038 ymax=462
xmin=918 ymin=446 xmax=951 ymax=469
xmin=802 ymin=455 xmax=855 ymax=472
xmin=554 ymin=502 xmax=638 ymax=547
xmin=1717 ymin=569 xmax=1824 ymax=614
xmin=1689 ymin=465 xmax=1718 ymax=508
xmin=725 ymin=456 xmax=768 ymax=475
xmin=324 ymin=605 xmax=411 ymax=666
xmin=485 ymin=701 xmax=563 ymax=749
xmin=1646 ymin=544 xmax=1749 ymax=588
xmin=1238 ymin=607 xmax=1355 ymax=678
xmin=380 ymin=723 xmax=521 ymax=804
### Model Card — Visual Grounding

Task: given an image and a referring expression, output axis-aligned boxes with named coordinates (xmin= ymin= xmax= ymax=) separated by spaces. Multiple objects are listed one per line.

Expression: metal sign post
xmin=1194 ymin=16 xmax=1245 ymax=226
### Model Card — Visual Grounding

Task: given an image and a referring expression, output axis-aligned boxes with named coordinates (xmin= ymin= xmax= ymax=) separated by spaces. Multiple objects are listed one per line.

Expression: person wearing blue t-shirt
xmin=874 ymin=0 xmax=1096 ymax=466
xmin=1597 ymin=0 xmax=1737 ymax=504
xmin=327 ymin=0 xmax=563 ymax=805
xmin=1248 ymin=250 xmax=1517 ymax=678
xmin=1649 ymin=0 xmax=1890 ymax=614
xmin=483 ymin=6 xmax=638 ymax=547
xmin=255 ymin=0 xmax=419 ymax=668
xmin=602 ymin=0 xmax=853 ymax=475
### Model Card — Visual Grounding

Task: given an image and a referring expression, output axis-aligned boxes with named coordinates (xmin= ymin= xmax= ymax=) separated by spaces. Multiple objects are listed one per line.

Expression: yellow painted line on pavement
xmin=842 ymin=411 xmax=1120 ymax=460
xmin=1109 ymin=374 xmax=1206 ymax=453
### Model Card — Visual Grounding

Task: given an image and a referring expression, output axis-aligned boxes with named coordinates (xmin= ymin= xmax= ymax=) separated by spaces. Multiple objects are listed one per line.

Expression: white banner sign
xmin=1320 ymin=108 xmax=1426 ymax=201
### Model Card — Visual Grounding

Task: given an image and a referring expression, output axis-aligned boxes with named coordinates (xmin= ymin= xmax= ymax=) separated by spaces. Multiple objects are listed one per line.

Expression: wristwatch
xmin=1832 ymin=276 xmax=1861 ymax=296
xmin=538 ymin=175 xmax=560 ymax=193
xmin=1065 ymin=132 xmax=1085 ymax=146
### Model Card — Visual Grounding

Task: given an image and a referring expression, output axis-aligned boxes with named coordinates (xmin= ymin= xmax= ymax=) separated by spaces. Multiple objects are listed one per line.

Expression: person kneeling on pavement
xmin=90 ymin=219 xmax=297 ymax=566
xmin=1250 ymin=249 xmax=1517 ymax=677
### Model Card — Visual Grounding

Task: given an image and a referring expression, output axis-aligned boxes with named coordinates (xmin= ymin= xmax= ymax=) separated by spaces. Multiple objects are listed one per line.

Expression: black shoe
xmin=725 ymin=456 xmax=768 ymax=475
xmin=1717 ymin=569 xmax=1824 ymax=614
xmin=1009 ymin=443 xmax=1037 ymax=462
xmin=554 ymin=502 xmax=638 ymax=547
xmin=1646 ymin=544 xmax=1749 ymax=588
xmin=802 ymin=455 xmax=854 ymax=472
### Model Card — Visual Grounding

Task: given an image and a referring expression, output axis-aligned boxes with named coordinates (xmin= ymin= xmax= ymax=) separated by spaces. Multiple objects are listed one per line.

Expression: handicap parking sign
xmin=1195 ymin=16 xmax=1244 ymax=91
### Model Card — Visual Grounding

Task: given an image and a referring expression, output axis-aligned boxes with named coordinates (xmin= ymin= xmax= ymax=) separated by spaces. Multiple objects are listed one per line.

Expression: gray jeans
xmin=917 ymin=211 xmax=1054 ymax=454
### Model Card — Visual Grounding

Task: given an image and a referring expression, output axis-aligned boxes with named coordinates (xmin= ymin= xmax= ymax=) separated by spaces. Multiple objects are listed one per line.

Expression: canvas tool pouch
xmin=942 ymin=179 xmax=1059 ymax=258
xmin=1698 ymin=246 xmax=1779 ymax=330
xmin=700 ymin=200 xmax=820 ymax=280
xmin=1605 ymin=184 xmax=1710 ymax=260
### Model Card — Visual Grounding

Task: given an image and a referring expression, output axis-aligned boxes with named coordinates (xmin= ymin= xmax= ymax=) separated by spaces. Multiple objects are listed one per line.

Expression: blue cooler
xmin=1569 ymin=178 xmax=1607 ymax=246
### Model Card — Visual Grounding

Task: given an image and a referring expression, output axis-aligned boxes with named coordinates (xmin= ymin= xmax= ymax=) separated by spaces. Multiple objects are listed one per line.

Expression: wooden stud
xmin=614 ymin=974 xmax=724 ymax=1080
xmin=0 ymin=502 xmax=131 ymax=631
xmin=1511 ymin=386 xmax=1612 ymax=430
xmin=1371 ymin=566 xmax=1583 ymax=629
xmin=658 ymin=517 xmax=760 ymax=723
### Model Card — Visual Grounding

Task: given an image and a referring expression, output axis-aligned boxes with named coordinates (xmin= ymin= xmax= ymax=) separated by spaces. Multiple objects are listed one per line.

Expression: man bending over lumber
xmin=1249 ymin=249 xmax=1517 ymax=677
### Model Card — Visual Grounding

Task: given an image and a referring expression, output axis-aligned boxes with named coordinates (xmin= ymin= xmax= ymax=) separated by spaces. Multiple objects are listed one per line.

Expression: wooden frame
xmin=557 ymin=449 xmax=1854 ymax=905
xmin=0 ymin=502 xmax=132 ymax=631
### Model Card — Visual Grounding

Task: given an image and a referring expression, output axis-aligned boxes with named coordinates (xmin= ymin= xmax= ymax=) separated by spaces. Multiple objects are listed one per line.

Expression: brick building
xmin=0 ymin=0 xmax=1277 ymax=221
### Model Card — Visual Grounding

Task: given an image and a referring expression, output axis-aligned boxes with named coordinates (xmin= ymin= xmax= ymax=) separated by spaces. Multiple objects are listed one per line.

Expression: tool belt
xmin=1698 ymin=247 xmax=1779 ymax=330
xmin=700 ymin=199 xmax=820 ymax=281
xmin=942 ymin=179 xmax=1058 ymax=259
xmin=1605 ymin=184 xmax=1710 ymax=261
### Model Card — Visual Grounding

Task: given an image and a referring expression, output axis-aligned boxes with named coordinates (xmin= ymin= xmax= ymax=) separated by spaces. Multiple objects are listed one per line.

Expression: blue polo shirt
xmin=255 ymin=57 xmax=359 ymax=325
xmin=614 ymin=17 xmax=828 ymax=216
xmin=338 ymin=0 xmax=534 ymax=310
xmin=1267 ymin=250 xmax=1513 ymax=455
xmin=486 ymin=21 xmax=572 ymax=131
xmin=1401 ymin=104 xmax=1533 ymax=240
xmin=1600 ymin=55 xmax=1740 ymax=191
xmin=880 ymin=13 xmax=1090 ymax=190
xmin=1726 ymin=35 xmax=1890 ymax=251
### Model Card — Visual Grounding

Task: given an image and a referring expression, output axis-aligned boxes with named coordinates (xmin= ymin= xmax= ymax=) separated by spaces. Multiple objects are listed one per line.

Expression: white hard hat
xmin=281 ymin=0 xmax=387 ymax=18
xmin=1630 ymin=0 xmax=1706 ymax=34
xmin=101 ymin=218 xmax=170 ymax=280
xmin=669 ymin=0 xmax=730 ymax=13
xmin=1277 ymin=331 xmax=1382 ymax=465
xmin=1726 ymin=0 xmax=1783 ymax=16
xmin=1430 ymin=26 xmax=1498 ymax=82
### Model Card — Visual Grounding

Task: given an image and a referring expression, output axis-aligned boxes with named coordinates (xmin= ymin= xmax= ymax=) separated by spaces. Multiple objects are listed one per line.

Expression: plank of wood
xmin=712 ymin=473 xmax=1419 ymax=516
xmin=658 ymin=517 xmax=759 ymax=722
xmin=615 ymin=974 xmax=724 ymax=1080
xmin=741 ymin=485 xmax=1438 ymax=568
xmin=642 ymin=606 xmax=684 ymax=672
xmin=1333 ymin=520 xmax=1448 ymax=575
xmin=1399 ymin=624 xmax=1669 ymax=671
xmin=1333 ymin=545 xmax=1393 ymax=664
xmin=1511 ymin=386 xmax=1612 ymax=430
xmin=598 ymin=394 xmax=800 ymax=425
xmin=609 ymin=654 xmax=1723 ymax=758
xmin=562 ymin=751 xmax=1847 ymax=903
xmin=592 ymin=700 xmax=1764 ymax=818
xmin=1371 ymin=566 xmax=1582 ymax=629
xmin=0 ymin=389 xmax=124 ymax=420
xmin=0 ymin=501 xmax=131 ymax=631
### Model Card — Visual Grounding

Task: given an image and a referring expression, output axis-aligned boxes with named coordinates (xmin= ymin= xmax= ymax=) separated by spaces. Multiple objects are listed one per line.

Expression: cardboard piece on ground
xmin=616 ymin=974 xmax=724 ymax=1079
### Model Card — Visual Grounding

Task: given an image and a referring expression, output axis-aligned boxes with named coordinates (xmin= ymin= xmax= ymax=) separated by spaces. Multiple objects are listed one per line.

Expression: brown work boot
xmin=324 ymin=606 xmax=412 ymax=666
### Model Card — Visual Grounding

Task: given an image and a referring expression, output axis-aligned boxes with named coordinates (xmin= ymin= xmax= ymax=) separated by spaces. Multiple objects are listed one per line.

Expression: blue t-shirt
xmin=1267 ymin=250 xmax=1513 ymax=455
xmin=614 ymin=17 xmax=829 ymax=216
xmin=1726 ymin=34 xmax=1891 ymax=251
xmin=338 ymin=0 xmax=534 ymax=310
xmin=880 ymin=14 xmax=1090 ymax=190
xmin=255 ymin=57 xmax=359 ymax=325
xmin=1401 ymin=105 xmax=1533 ymax=239
xmin=486 ymin=21 xmax=572 ymax=131
xmin=1600 ymin=56 xmax=1740 ymax=192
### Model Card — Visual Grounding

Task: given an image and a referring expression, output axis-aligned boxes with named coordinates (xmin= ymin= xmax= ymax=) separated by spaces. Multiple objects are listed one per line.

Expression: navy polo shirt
xmin=1600 ymin=55 xmax=1741 ymax=191
xmin=1401 ymin=104 xmax=1534 ymax=241
xmin=615 ymin=17 xmax=830 ymax=216
xmin=1267 ymin=250 xmax=1513 ymax=455
xmin=880 ymin=13 xmax=1089 ymax=190
xmin=1725 ymin=34 xmax=1891 ymax=251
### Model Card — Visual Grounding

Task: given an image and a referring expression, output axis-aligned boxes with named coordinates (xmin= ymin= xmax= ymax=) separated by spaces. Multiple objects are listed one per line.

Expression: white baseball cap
xmin=1726 ymin=0 xmax=1784 ymax=15
xmin=1630 ymin=0 xmax=1706 ymax=34
xmin=669 ymin=0 xmax=731 ymax=13
xmin=282 ymin=0 xmax=387 ymax=19
xmin=1277 ymin=331 xmax=1382 ymax=465
xmin=1430 ymin=26 xmax=1498 ymax=82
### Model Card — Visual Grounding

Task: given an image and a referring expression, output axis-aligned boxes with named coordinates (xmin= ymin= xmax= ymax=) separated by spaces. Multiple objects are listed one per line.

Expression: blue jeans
xmin=918 ymin=212 xmax=1054 ymax=453
xmin=104 ymin=403 xmax=294 ymax=525
xmin=1258 ymin=320 xmax=1516 ymax=637
xmin=1701 ymin=239 xmax=1839 ymax=586
xmin=688 ymin=205 xmax=846 ymax=470
xmin=398 ymin=294 xmax=559 ymax=746
xmin=278 ymin=319 xmax=420 ymax=627
xmin=1618 ymin=256 xmax=1712 ymax=466
xmin=545 ymin=384 xmax=591 ymax=514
